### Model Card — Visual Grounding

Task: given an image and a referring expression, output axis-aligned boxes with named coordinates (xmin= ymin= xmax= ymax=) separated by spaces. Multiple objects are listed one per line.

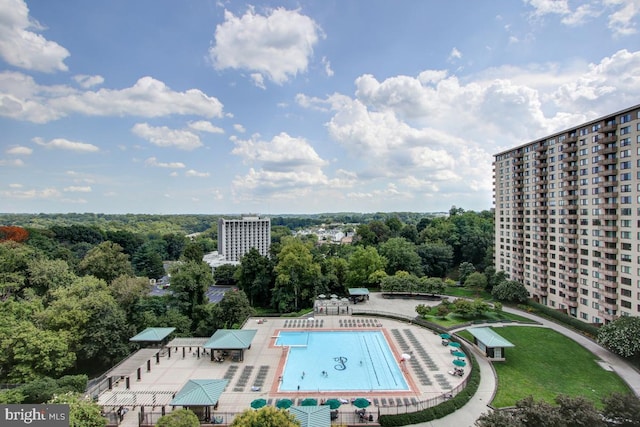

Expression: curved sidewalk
xmin=369 ymin=296 xmax=640 ymax=427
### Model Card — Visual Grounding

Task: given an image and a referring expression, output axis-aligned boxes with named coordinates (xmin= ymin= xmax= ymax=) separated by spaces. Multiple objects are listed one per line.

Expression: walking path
xmin=362 ymin=293 xmax=640 ymax=427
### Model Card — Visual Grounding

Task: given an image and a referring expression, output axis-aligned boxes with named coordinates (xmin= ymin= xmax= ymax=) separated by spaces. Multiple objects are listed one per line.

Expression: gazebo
xmin=129 ymin=327 xmax=176 ymax=348
xmin=170 ymin=379 xmax=228 ymax=422
xmin=289 ymin=405 xmax=331 ymax=427
xmin=348 ymin=288 xmax=370 ymax=303
xmin=467 ymin=327 xmax=515 ymax=361
xmin=203 ymin=329 xmax=257 ymax=362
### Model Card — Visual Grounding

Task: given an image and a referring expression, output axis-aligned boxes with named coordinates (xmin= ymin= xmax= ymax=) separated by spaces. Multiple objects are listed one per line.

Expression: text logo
xmin=0 ymin=405 xmax=69 ymax=426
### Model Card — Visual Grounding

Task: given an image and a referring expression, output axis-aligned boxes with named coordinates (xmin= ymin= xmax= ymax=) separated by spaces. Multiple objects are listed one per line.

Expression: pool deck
xmin=103 ymin=303 xmax=467 ymax=419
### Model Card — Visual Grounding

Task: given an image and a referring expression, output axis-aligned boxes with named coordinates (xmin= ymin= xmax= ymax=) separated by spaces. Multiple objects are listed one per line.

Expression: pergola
xmin=165 ymin=337 xmax=209 ymax=359
xmin=203 ymin=329 xmax=257 ymax=362
xmin=468 ymin=327 xmax=515 ymax=361
xmin=104 ymin=348 xmax=161 ymax=390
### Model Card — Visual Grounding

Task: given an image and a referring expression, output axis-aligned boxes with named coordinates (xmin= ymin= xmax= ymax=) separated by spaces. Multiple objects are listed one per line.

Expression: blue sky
xmin=1 ymin=0 xmax=640 ymax=215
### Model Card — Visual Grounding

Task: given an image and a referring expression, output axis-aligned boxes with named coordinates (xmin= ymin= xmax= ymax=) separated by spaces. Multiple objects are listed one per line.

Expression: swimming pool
xmin=275 ymin=331 xmax=409 ymax=392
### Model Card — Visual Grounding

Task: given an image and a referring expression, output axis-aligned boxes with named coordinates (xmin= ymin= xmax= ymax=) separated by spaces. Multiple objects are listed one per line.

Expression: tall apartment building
xmin=493 ymin=104 xmax=640 ymax=325
xmin=217 ymin=216 xmax=271 ymax=262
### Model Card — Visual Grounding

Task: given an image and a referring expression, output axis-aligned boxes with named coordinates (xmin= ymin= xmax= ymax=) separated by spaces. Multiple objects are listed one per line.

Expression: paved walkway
xmin=361 ymin=294 xmax=640 ymax=427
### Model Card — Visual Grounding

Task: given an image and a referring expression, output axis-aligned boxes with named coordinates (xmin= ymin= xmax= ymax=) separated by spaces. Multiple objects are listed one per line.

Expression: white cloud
xmin=185 ymin=169 xmax=210 ymax=177
xmin=551 ymin=49 xmax=640 ymax=110
xmin=132 ymin=123 xmax=203 ymax=151
xmin=605 ymin=0 xmax=640 ymax=36
xmin=233 ymin=123 xmax=246 ymax=133
xmin=300 ymin=50 xmax=640 ymax=204
xmin=448 ymin=47 xmax=462 ymax=61
xmin=0 ymin=0 xmax=70 ymax=72
xmin=230 ymin=132 xmax=330 ymax=199
xmin=63 ymin=186 xmax=91 ymax=192
xmin=322 ymin=56 xmax=334 ymax=77
xmin=209 ymin=7 xmax=323 ymax=85
xmin=0 ymin=158 xmax=24 ymax=166
xmin=188 ymin=120 xmax=224 ymax=134
xmin=32 ymin=136 xmax=99 ymax=152
xmin=6 ymin=145 xmax=32 ymax=155
xmin=0 ymin=186 xmax=61 ymax=199
xmin=525 ymin=0 xmax=570 ymax=16
xmin=73 ymin=74 xmax=105 ymax=88
xmin=525 ymin=0 xmax=639 ymax=36
xmin=0 ymin=73 xmax=224 ymax=123
xmin=144 ymin=157 xmax=186 ymax=169
xmin=250 ymin=73 xmax=266 ymax=89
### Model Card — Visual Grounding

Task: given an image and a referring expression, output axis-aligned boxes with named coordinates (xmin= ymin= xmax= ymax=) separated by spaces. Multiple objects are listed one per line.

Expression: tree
xmin=26 ymin=258 xmax=75 ymax=295
xmin=2 ymin=322 xmax=76 ymax=382
xmin=452 ymin=298 xmax=490 ymax=318
xmin=418 ymin=242 xmax=453 ymax=278
xmin=38 ymin=276 xmax=133 ymax=371
xmin=110 ymin=275 xmax=151 ymax=312
xmin=105 ymin=229 xmax=145 ymax=256
xmin=169 ymin=261 xmax=213 ymax=322
xmin=492 ymin=280 xmax=529 ymax=303
xmin=484 ymin=267 xmax=507 ymax=293
xmin=163 ymin=233 xmax=187 ymax=260
xmin=156 ymin=409 xmax=199 ymax=427
xmin=273 ymin=238 xmax=320 ymax=312
xmin=602 ymin=392 xmax=640 ymax=426
xmin=458 ymin=262 xmax=476 ymax=284
xmin=465 ymin=272 xmax=488 ymax=294
xmin=515 ymin=395 xmax=564 ymax=427
xmin=182 ymin=241 xmax=204 ymax=262
xmin=475 ymin=409 xmax=522 ymax=427
xmin=235 ymin=249 xmax=274 ymax=307
xmin=597 ymin=316 xmax=640 ymax=358
xmin=213 ymin=264 xmax=238 ymax=286
xmin=554 ymin=395 xmax=604 ymax=427
xmin=230 ymin=406 xmax=300 ymax=427
xmin=379 ymin=237 xmax=422 ymax=276
xmin=214 ymin=289 xmax=255 ymax=329
xmin=319 ymin=256 xmax=348 ymax=297
xmin=346 ymin=246 xmax=387 ymax=288
xmin=49 ymin=392 xmax=107 ymax=427
xmin=0 ymin=226 xmax=29 ymax=242
xmin=132 ymin=243 xmax=165 ymax=279
xmin=78 ymin=241 xmax=134 ymax=283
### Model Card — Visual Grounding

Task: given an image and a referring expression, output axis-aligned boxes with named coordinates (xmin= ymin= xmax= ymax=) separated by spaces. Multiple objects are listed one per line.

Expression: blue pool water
xmin=275 ymin=331 xmax=409 ymax=392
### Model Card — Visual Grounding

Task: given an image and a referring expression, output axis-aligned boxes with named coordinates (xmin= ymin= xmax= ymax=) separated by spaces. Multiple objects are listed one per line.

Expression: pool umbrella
xmin=440 ymin=333 xmax=451 ymax=339
xmin=276 ymin=399 xmax=293 ymax=409
xmin=251 ymin=398 xmax=267 ymax=409
xmin=353 ymin=398 xmax=370 ymax=409
xmin=301 ymin=398 xmax=318 ymax=406
xmin=324 ymin=398 xmax=341 ymax=410
xmin=452 ymin=351 xmax=466 ymax=358
xmin=448 ymin=341 xmax=461 ymax=348
xmin=330 ymin=294 xmax=338 ymax=299
xmin=452 ymin=359 xmax=466 ymax=367
xmin=318 ymin=294 xmax=326 ymax=299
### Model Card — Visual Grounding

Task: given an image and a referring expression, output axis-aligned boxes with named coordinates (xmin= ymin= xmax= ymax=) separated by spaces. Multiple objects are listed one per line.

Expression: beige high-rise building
xmin=218 ymin=216 xmax=271 ymax=262
xmin=493 ymin=104 xmax=640 ymax=325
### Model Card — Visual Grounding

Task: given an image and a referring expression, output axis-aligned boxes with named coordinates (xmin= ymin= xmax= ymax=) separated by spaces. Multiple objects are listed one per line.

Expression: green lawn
xmin=471 ymin=326 xmax=631 ymax=408
xmin=443 ymin=286 xmax=492 ymax=299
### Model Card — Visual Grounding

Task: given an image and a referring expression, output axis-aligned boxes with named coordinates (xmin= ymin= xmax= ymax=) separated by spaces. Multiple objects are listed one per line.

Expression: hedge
xmin=378 ymin=351 xmax=481 ymax=426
